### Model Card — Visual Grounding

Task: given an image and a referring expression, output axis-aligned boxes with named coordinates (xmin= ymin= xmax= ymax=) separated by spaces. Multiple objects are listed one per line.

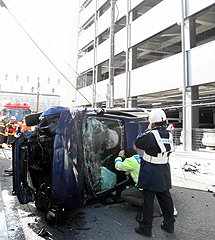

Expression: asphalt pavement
xmin=0 ymin=145 xmax=215 ymax=239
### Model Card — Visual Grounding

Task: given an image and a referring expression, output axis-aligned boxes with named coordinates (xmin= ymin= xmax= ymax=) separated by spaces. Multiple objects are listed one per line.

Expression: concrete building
xmin=76 ymin=0 xmax=215 ymax=150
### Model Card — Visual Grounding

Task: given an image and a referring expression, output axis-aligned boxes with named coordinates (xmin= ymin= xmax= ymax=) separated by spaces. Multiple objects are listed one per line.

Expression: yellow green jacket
xmin=115 ymin=154 xmax=141 ymax=187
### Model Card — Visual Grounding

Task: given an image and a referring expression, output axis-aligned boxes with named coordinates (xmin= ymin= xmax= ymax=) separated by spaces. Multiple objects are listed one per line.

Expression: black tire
xmin=25 ymin=112 xmax=43 ymax=126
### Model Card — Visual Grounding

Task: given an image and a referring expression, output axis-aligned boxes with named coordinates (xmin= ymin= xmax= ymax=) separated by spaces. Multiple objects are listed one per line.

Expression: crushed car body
xmin=12 ymin=106 xmax=149 ymax=213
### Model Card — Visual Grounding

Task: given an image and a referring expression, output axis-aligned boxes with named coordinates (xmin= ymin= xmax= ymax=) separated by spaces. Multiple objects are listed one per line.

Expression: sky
xmin=0 ymin=0 xmax=78 ymax=76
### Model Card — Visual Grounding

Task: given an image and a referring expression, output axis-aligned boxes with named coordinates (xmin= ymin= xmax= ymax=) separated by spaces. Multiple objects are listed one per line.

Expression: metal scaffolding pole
xmin=108 ymin=0 xmax=115 ymax=108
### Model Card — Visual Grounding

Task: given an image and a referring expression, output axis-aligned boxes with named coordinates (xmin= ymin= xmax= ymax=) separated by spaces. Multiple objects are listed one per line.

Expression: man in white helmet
xmin=134 ymin=109 xmax=175 ymax=237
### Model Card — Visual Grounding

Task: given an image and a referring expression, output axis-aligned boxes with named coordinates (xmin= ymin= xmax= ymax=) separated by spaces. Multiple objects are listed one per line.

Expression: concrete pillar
xmin=191 ymin=86 xmax=199 ymax=150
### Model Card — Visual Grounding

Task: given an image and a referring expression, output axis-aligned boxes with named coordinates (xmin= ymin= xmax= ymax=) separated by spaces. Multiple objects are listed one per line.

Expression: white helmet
xmin=11 ymin=116 xmax=16 ymax=120
xmin=149 ymin=109 xmax=166 ymax=124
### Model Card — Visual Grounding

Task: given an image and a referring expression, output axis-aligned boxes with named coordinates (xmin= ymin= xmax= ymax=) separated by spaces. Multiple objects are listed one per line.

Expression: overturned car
xmin=12 ymin=106 xmax=149 ymax=220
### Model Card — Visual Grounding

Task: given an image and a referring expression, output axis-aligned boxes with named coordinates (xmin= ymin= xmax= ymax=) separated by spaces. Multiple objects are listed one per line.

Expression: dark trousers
xmin=139 ymin=189 xmax=175 ymax=234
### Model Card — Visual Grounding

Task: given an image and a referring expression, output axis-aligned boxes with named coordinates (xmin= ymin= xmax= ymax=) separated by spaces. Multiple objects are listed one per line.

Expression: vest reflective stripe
xmin=151 ymin=130 xmax=174 ymax=153
xmin=144 ymin=152 xmax=169 ymax=164
xmin=115 ymin=160 xmax=127 ymax=171
xmin=115 ymin=155 xmax=140 ymax=184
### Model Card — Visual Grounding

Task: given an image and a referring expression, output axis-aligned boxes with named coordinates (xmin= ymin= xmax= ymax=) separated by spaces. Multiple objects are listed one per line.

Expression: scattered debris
xmin=182 ymin=162 xmax=199 ymax=173
xmin=38 ymin=228 xmax=52 ymax=237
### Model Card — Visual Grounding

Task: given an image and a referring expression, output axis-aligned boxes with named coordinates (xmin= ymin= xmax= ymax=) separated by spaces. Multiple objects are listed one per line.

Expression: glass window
xmin=20 ymin=86 xmax=23 ymax=92
xmin=58 ymin=78 xmax=60 ymax=84
xmin=98 ymin=29 xmax=109 ymax=45
xmin=31 ymin=87 xmax=34 ymax=93
xmin=47 ymin=78 xmax=50 ymax=84
xmin=132 ymin=24 xmax=181 ymax=70
xmin=131 ymin=0 xmax=163 ymax=21
xmin=114 ymin=16 xmax=126 ymax=34
xmin=5 ymin=74 xmax=7 ymax=80
xmin=16 ymin=75 xmax=19 ymax=81
xmin=114 ymin=51 xmax=126 ymax=76
xmin=52 ymin=88 xmax=54 ymax=94
xmin=189 ymin=4 xmax=215 ymax=48
xmin=98 ymin=1 xmax=110 ymax=17
xmin=98 ymin=60 xmax=109 ymax=82
xmin=82 ymin=115 xmax=126 ymax=193
xmin=78 ymin=41 xmax=94 ymax=59
xmin=27 ymin=76 xmax=29 ymax=82
xmin=76 ymin=69 xmax=93 ymax=89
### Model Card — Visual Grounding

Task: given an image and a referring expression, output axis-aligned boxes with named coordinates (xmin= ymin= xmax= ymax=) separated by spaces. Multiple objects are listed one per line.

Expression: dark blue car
xmin=12 ymin=106 xmax=149 ymax=222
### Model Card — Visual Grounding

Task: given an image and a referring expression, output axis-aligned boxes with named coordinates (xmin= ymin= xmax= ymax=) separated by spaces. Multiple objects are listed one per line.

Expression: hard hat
xmin=149 ymin=109 xmax=166 ymax=124
xmin=2 ymin=116 xmax=6 ymax=120
xmin=11 ymin=116 xmax=16 ymax=120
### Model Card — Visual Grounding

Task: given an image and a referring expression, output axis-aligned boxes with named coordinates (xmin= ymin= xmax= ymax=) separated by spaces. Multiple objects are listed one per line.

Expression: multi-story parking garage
xmin=76 ymin=0 xmax=215 ymax=151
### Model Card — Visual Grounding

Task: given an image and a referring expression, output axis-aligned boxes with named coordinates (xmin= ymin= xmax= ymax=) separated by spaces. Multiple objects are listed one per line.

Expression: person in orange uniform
xmin=20 ymin=118 xmax=31 ymax=132
xmin=0 ymin=116 xmax=7 ymax=148
xmin=6 ymin=116 xmax=17 ymax=147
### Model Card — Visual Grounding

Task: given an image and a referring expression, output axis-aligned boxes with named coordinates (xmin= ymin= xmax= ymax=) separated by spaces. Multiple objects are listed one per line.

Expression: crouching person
xmin=115 ymin=148 xmax=143 ymax=207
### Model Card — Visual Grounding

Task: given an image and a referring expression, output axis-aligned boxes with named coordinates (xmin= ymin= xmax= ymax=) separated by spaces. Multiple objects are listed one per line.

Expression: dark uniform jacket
xmin=135 ymin=126 xmax=174 ymax=192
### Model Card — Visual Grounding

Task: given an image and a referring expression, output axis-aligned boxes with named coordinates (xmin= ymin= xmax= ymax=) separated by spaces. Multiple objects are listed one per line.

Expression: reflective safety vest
xmin=143 ymin=129 xmax=175 ymax=164
xmin=0 ymin=120 xmax=7 ymax=136
xmin=115 ymin=154 xmax=141 ymax=186
xmin=6 ymin=121 xmax=17 ymax=136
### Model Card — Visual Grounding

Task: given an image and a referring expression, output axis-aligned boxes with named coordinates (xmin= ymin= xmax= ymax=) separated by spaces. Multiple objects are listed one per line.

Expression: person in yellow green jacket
xmin=115 ymin=148 xmax=143 ymax=207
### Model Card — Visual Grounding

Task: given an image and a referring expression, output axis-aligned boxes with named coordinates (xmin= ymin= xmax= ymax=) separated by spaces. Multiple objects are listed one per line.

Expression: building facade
xmin=76 ymin=0 xmax=215 ymax=150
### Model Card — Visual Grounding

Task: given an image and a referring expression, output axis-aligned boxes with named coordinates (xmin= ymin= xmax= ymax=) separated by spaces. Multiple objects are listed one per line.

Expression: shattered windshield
xmin=83 ymin=116 xmax=126 ymax=194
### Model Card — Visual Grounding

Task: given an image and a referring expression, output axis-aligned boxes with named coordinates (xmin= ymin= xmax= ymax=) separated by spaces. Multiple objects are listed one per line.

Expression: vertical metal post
xmin=37 ymin=79 xmax=40 ymax=112
xmin=125 ymin=0 xmax=130 ymax=108
xmin=109 ymin=0 xmax=115 ymax=108
xmin=93 ymin=0 xmax=98 ymax=108
xmin=181 ymin=0 xmax=187 ymax=151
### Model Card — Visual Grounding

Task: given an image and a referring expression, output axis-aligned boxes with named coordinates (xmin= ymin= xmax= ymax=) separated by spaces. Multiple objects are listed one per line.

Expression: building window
xmin=31 ymin=87 xmax=34 ymax=93
xmin=98 ymin=60 xmax=109 ymax=82
xmin=58 ymin=78 xmax=60 ymax=84
xmin=98 ymin=1 xmax=110 ymax=17
xmin=27 ymin=76 xmax=29 ymax=82
xmin=20 ymin=86 xmax=23 ymax=92
xmin=114 ymin=16 xmax=126 ymax=34
xmin=77 ymin=69 xmax=93 ymax=89
xmin=47 ymin=78 xmax=50 ymax=84
xmin=114 ymin=52 xmax=126 ymax=76
xmin=131 ymin=0 xmax=163 ymax=21
xmin=98 ymin=29 xmax=109 ymax=45
xmin=78 ymin=41 xmax=94 ymax=59
xmin=16 ymin=75 xmax=19 ymax=81
xmin=52 ymin=88 xmax=54 ymax=94
xmin=132 ymin=24 xmax=181 ymax=70
xmin=189 ymin=4 xmax=215 ymax=48
xmin=5 ymin=74 xmax=7 ymax=80
xmin=81 ymin=15 xmax=95 ymax=31
xmin=0 ymin=84 xmax=1 ymax=90
xmin=37 ymin=77 xmax=40 ymax=82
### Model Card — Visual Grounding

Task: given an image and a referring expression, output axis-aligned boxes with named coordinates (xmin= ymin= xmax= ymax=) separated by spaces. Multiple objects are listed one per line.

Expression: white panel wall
xmin=186 ymin=0 xmax=215 ymax=16
xmin=130 ymin=0 xmax=143 ymax=10
xmin=130 ymin=0 xmax=181 ymax=47
xmin=130 ymin=53 xmax=183 ymax=96
xmin=114 ymin=28 xmax=127 ymax=55
xmin=114 ymin=73 xmax=127 ymax=99
xmin=78 ymin=23 xmax=95 ymax=50
xmin=188 ymin=40 xmax=215 ymax=86
xmin=97 ymin=8 xmax=111 ymax=36
xmin=98 ymin=0 xmax=107 ymax=9
xmin=115 ymin=0 xmax=127 ymax=20
xmin=77 ymin=50 xmax=94 ymax=74
xmin=79 ymin=0 xmax=95 ymax=27
xmin=97 ymin=39 xmax=110 ymax=64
